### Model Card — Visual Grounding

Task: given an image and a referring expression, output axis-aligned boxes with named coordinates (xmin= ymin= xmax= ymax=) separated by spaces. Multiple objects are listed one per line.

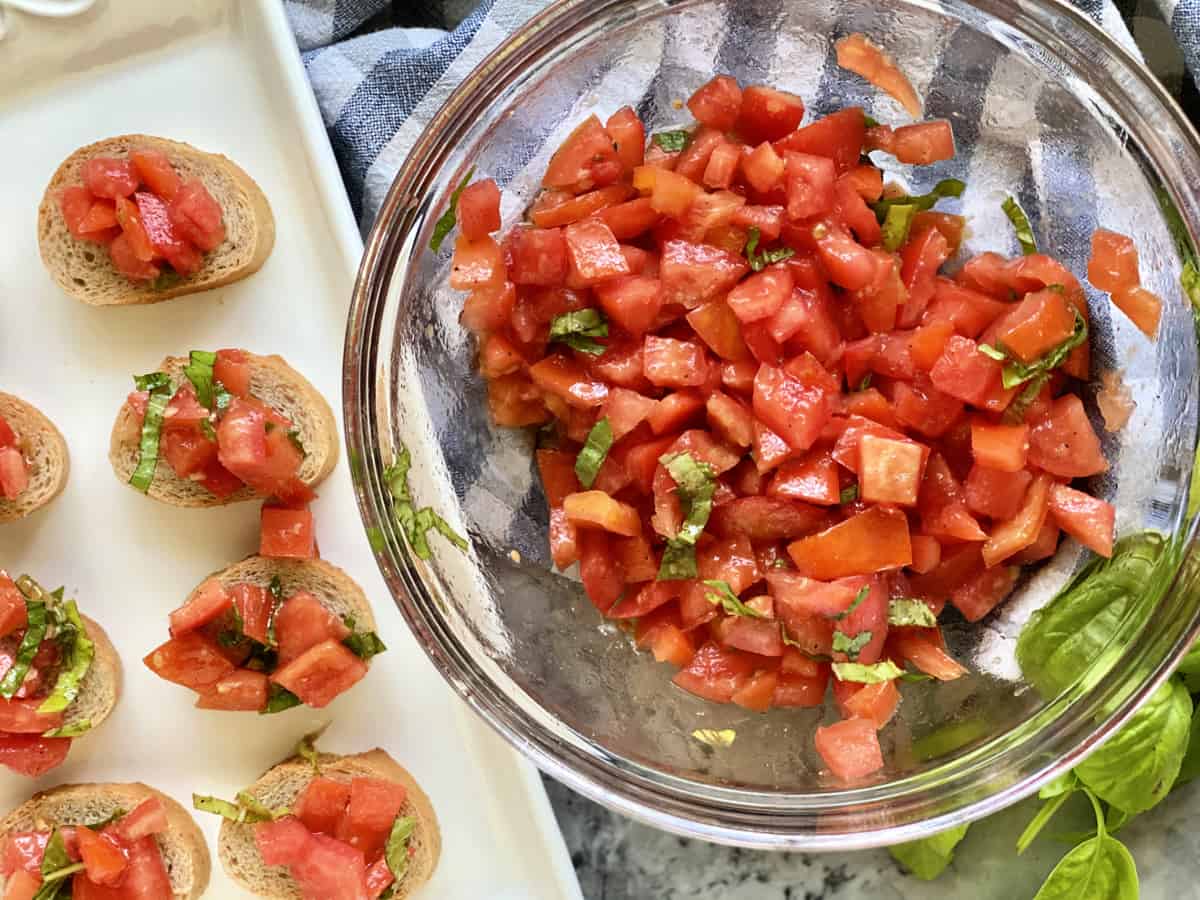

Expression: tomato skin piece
xmin=1027 ymin=395 xmax=1108 ymax=478
xmin=0 ymin=449 xmax=29 ymax=501
xmin=970 ymin=420 xmax=1028 ymax=473
xmin=788 ymin=506 xmax=913 ymax=579
xmin=892 ymin=121 xmax=955 ymax=165
xmin=965 ymin=465 xmax=1032 ymax=521
xmin=843 ymin=679 xmax=900 ymax=728
xmin=815 ymin=717 xmax=884 ymax=780
xmin=83 ymin=157 xmax=138 ymax=199
xmin=642 ymin=335 xmax=710 ymax=389
xmin=674 ymin=128 xmax=727 ymax=184
xmin=687 ymin=75 xmax=743 ymax=131
xmin=270 ymin=639 xmax=368 ymax=709
xmin=168 ymin=577 xmax=232 ymax=637
xmin=543 ymin=114 xmax=622 ymax=193
xmin=768 ymin=451 xmax=840 ymax=505
xmin=672 ymin=641 xmax=755 ymax=702
xmin=753 ymin=363 xmax=835 ymax=452
xmin=458 ymin=178 xmax=502 ymax=240
xmin=982 ymin=472 xmax=1052 ymax=567
xmin=578 ymin=529 xmax=625 ymax=611
xmin=726 ymin=266 xmax=793 ymax=323
xmin=858 ymin=433 xmax=926 ymax=506
xmin=774 ymin=108 xmax=867 ymax=173
xmin=834 ymin=177 xmax=881 ymax=246
xmin=195 ymin=669 xmax=270 ymax=711
xmin=1088 ymin=229 xmax=1140 ymax=292
xmin=1049 ymin=483 xmax=1115 ymax=558
xmin=606 ymin=106 xmax=646 ymax=172
xmin=144 ymin=633 xmax=235 ymax=691
xmin=1111 ymin=285 xmax=1162 ymax=339
xmin=659 ymin=239 xmax=749 ymax=308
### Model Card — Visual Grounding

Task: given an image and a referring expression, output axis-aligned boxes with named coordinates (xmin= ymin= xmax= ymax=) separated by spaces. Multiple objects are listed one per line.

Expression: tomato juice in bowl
xmin=345 ymin=0 xmax=1200 ymax=848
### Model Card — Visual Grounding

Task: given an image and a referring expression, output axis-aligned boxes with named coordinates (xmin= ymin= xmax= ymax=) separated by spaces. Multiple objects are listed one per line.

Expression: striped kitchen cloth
xmin=284 ymin=0 xmax=1188 ymax=232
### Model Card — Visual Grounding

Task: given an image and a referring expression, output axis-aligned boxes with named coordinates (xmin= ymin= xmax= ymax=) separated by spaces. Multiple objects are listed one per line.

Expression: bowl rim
xmin=344 ymin=0 xmax=1200 ymax=849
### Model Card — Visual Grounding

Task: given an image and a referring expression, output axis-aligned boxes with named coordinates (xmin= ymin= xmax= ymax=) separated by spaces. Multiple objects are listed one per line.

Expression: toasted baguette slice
xmin=0 ymin=393 xmax=69 ymax=523
xmin=109 ymin=351 xmax=338 ymax=507
xmin=38 ymin=134 xmax=275 ymax=306
xmin=218 ymin=749 xmax=440 ymax=899
xmin=0 ymin=783 xmax=210 ymax=899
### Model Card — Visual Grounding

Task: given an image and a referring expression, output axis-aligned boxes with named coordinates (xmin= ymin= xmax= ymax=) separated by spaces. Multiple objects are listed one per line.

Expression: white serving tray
xmin=0 ymin=2 xmax=581 ymax=897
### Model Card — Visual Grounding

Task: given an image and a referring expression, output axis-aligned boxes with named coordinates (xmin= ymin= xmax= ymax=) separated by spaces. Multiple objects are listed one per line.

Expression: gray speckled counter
xmin=543 ymin=774 xmax=1200 ymax=899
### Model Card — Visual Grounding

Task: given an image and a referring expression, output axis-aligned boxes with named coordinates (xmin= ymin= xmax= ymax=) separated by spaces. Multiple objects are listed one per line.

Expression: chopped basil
xmin=38 ymin=599 xmax=94 ymax=715
xmin=888 ymin=598 xmax=939 ymax=628
xmin=384 ymin=816 xmax=417 ymax=886
xmin=286 ymin=429 xmax=306 ymax=456
xmin=899 ymin=671 xmax=933 ymax=683
xmin=129 ymin=379 xmax=172 ymax=493
xmin=574 ymin=418 xmax=613 ymax=488
xmin=832 ymin=659 xmax=904 ymax=683
xmin=429 ymin=165 xmax=476 ymax=253
xmin=151 ymin=270 xmax=183 ymax=292
xmin=780 ymin=624 xmax=805 ymax=648
xmin=1183 ymin=260 xmax=1200 ymax=310
xmin=977 ymin=343 xmax=1008 ymax=362
xmin=655 ymin=453 xmax=717 ymax=581
xmin=85 ymin=809 xmax=127 ymax=830
xmin=132 ymin=372 xmax=171 ymax=393
xmin=384 ymin=445 xmax=470 ymax=561
xmin=871 ymin=178 xmax=965 ymax=223
xmin=183 ymin=350 xmax=218 ymax=409
xmin=832 ymin=630 xmax=872 ymax=660
xmin=1001 ymin=195 xmax=1037 ymax=255
xmin=200 ymin=419 xmax=217 ymax=442
xmin=691 ymin=728 xmax=737 ymax=748
xmin=40 ymin=828 xmax=72 ymax=875
xmin=296 ymin=726 xmax=326 ymax=773
xmin=831 ymin=585 xmax=870 ymax=621
xmin=260 ymin=684 xmax=302 ymax=714
xmin=981 ymin=311 xmax=1088 ymax=391
xmin=192 ymin=792 xmax=286 ymax=824
xmin=33 ymin=828 xmax=83 ymax=900
xmin=549 ymin=308 xmax=609 ymax=355
xmin=881 ymin=204 xmax=918 ymax=251
xmin=857 ymin=374 xmax=873 ymax=391
xmin=43 ymin=718 xmax=92 ymax=738
xmin=703 ymin=580 xmax=766 ymax=619
xmin=840 ymin=484 xmax=858 ymax=504
xmin=344 ymin=630 xmax=388 ymax=662
xmin=652 ymin=130 xmax=690 ymax=152
xmin=744 ymin=227 xmax=796 ymax=272
xmin=863 ymin=112 xmax=881 ymax=128
xmin=0 ymin=600 xmax=46 ymax=698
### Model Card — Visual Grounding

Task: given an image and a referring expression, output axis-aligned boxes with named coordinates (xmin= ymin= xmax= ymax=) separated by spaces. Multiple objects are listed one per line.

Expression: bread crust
xmin=109 ymin=351 xmax=338 ymax=507
xmin=217 ymin=750 xmax=441 ymax=899
xmin=38 ymin=134 xmax=275 ymax=306
xmin=0 ymin=782 xmax=211 ymax=899
xmin=0 ymin=392 xmax=68 ymax=523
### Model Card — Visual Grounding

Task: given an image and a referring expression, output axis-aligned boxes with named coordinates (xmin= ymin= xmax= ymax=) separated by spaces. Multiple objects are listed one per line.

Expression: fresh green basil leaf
xmin=0 ymin=601 xmax=46 ymax=698
xmin=887 ymin=598 xmax=938 ymax=628
xmin=236 ymin=791 xmax=288 ymax=821
xmin=183 ymin=349 xmax=218 ymax=409
xmin=1173 ymin=701 xmax=1200 ymax=788
xmin=888 ymin=824 xmax=969 ymax=880
xmin=977 ymin=343 xmax=1008 ymax=362
xmin=129 ymin=385 xmax=172 ymax=493
xmin=703 ymin=580 xmax=765 ymax=619
xmin=192 ymin=793 xmax=284 ymax=824
xmin=1002 ymin=195 xmax=1038 ymax=256
xmin=832 ymin=659 xmax=903 ymax=683
xmin=38 ymin=600 xmax=94 ymax=714
xmin=1040 ymin=771 xmax=1079 ymax=800
xmin=385 ymin=815 xmax=417 ymax=884
xmin=34 ymin=828 xmax=84 ymax=900
xmin=344 ymin=630 xmax=388 ymax=662
xmin=840 ymin=484 xmax=858 ymax=504
xmin=652 ymin=130 xmax=690 ymax=152
xmin=657 ymin=539 xmax=697 ymax=581
xmin=385 ymin=444 xmax=470 ymax=560
xmin=287 ymin=429 xmax=306 ymax=456
xmin=260 ymin=684 xmax=302 ymax=714
xmin=1004 ymin=372 xmax=1051 ymax=424
xmin=43 ymin=718 xmax=92 ymax=738
xmin=1017 ymin=788 xmax=1076 ymax=854
xmin=1182 ymin=259 xmax=1200 ymax=311
xmin=655 ymin=453 xmax=717 ymax=581
xmin=132 ymin=372 xmax=171 ymax=393
xmin=989 ymin=311 xmax=1088 ymax=390
xmin=743 ymin=225 xmax=795 ymax=271
xmin=429 ymin=165 xmax=476 ymax=253
xmin=831 ymin=586 xmax=869 ymax=621
xmin=1032 ymin=834 xmax=1138 ymax=899
xmin=863 ymin=112 xmax=881 ymax=128
xmin=898 ymin=671 xmax=932 ymax=683
xmin=574 ymin=418 xmax=614 ymax=489
xmin=881 ymin=203 xmax=917 ymax=252
xmin=832 ymin=630 xmax=872 ymax=660
xmin=857 ymin=374 xmax=872 ymax=391
xmin=691 ymin=728 xmax=737 ymax=748
xmin=549 ymin=308 xmax=609 ymax=356
xmin=40 ymin=828 xmax=72 ymax=876
xmin=1075 ymin=678 xmax=1191 ymax=815
xmin=296 ymin=725 xmax=327 ymax=774
xmin=871 ymin=178 xmax=965 ymax=223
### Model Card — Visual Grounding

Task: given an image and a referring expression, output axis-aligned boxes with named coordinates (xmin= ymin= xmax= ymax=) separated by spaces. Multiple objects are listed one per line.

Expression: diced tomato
xmin=76 ymin=827 xmax=128 ymax=886
xmin=897 ymin=227 xmax=949 ymax=327
xmin=130 ymin=149 xmax=181 ymax=200
xmin=0 ymin=449 xmax=29 ymax=501
xmin=737 ymin=85 xmax=805 ymax=142
xmin=548 ymin=508 xmax=579 ymax=569
xmin=0 ymin=735 xmax=72 ymax=777
xmin=563 ymin=490 xmax=641 ymax=537
xmin=291 ymin=833 xmax=372 ymax=900
xmin=965 ymin=465 xmax=1032 ymax=521
xmin=768 ymin=451 xmax=840 ymax=505
xmin=1088 ymin=229 xmax=1140 ymax=292
xmin=773 ymin=669 xmax=830 ymax=707
xmin=635 ymin=607 xmax=696 ymax=667
xmin=529 ymin=355 xmax=609 ymax=408
xmin=133 ymin=191 xmax=202 ymax=275
xmin=168 ymin=577 xmax=232 ymax=637
xmin=981 ymin=473 xmax=1051 ymax=567
xmin=594 ymin=275 xmax=662 ymax=337
xmin=113 ymin=799 xmax=169 ymax=842
xmin=814 ymin=225 xmax=882 ymax=291
xmin=606 ymin=107 xmax=646 ymax=172
xmin=709 ymin=496 xmax=827 ymax=542
xmin=832 ymin=576 xmax=888 ymax=663
xmin=914 ymin=211 xmax=965 ymax=254
xmin=659 ymin=240 xmax=749 ymax=307
xmin=783 ymin=152 xmax=836 ymax=221
xmin=296 ymin=777 xmax=352 ymax=835
xmin=255 ymin=816 xmax=312 ymax=867
xmin=831 ymin=416 xmax=925 ymax=474
xmin=271 ymin=639 xmax=369 ymax=708
xmin=195 ymin=669 xmax=270 ymax=711
xmin=460 ymin=280 xmax=517 ymax=334
xmin=890 ymin=628 xmax=967 ymax=680
xmin=1111 ymin=285 xmax=1162 ymax=339
xmin=506 ymin=226 xmax=569 ymax=286
xmin=788 ymin=506 xmax=912 ymax=579
xmin=365 ymin=858 xmax=394 ymax=899
xmin=741 ymin=142 xmax=786 ymax=194
xmin=108 ymin=232 xmax=160 ymax=281
xmin=730 ymin=669 xmax=779 ymax=712
xmin=702 ymin=142 xmax=742 ymax=190
xmin=275 ymin=591 xmax=350 ymax=666
xmin=924 ymin=278 xmax=1010 ymax=338
xmin=752 ymin=363 xmax=834 ymax=452
xmin=990 ymin=289 xmax=1074 ymax=364
xmin=834 ymin=177 xmax=881 ymax=246
xmin=1049 ymin=484 xmax=1114 ymax=558
xmin=673 ymin=129 xmax=727 ymax=184
xmin=458 ymin=178 xmax=502 ymax=240
xmin=260 ymin=506 xmax=316 ymax=559
xmin=843 ymin=679 xmax=900 ymax=728
xmin=543 ymin=115 xmax=622 ymax=193
xmin=726 ymin=266 xmax=793 ymax=323
xmin=1027 ymin=395 xmax=1107 ymax=478
xmin=487 ymin=373 xmax=547 ymax=426
xmin=917 ymin=452 xmax=987 ymax=542
xmin=641 ymin=335 xmax=708 ymax=389
xmin=970 ymin=420 xmax=1028 ymax=473
xmin=892 ymin=121 xmax=955 ymax=164
xmin=144 ymin=633 xmax=235 ymax=690
xmin=775 ymin=108 xmax=866 ymax=173
xmin=858 ymin=433 xmax=926 ymax=506
xmin=532 ymin=185 xmax=632 ymax=230
xmin=950 ymin=563 xmax=1019 ymax=621
xmin=3 ymin=869 xmax=39 ymax=900
xmin=83 ymin=157 xmax=138 ymax=199
xmin=210 ymin=349 xmax=251 ymax=398
xmin=909 ymin=534 xmax=941 ymax=574
xmin=0 ymin=698 xmax=62 ymax=734
xmin=168 ymin=179 xmax=225 ymax=251
xmin=929 ymin=335 xmax=1014 ymax=410
xmin=1011 ymin=520 xmax=1060 ymax=564
xmin=672 ymin=641 xmax=755 ymax=702
xmin=702 ymin=392 xmax=752 ymax=448
xmin=0 ymin=576 xmax=27 ymax=639
xmin=687 ymin=75 xmax=743 ymax=131
xmin=335 ymin=777 xmax=408 ymax=861
xmin=563 ymin=219 xmax=629 ymax=286
xmin=578 ymin=529 xmax=625 ymax=610
xmin=449 ymin=233 xmax=505 ymax=291
xmin=815 ymin=717 xmax=884 ymax=779
xmin=596 ymin=197 xmax=660 ymax=241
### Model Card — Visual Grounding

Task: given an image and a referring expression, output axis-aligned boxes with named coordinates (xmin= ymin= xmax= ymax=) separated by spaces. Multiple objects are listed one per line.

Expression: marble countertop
xmin=542 ymin=774 xmax=1200 ymax=898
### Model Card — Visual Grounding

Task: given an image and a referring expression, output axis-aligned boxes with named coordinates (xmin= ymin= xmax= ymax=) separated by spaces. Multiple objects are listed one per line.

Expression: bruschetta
xmin=0 ymin=783 xmax=210 ymax=899
xmin=144 ymin=556 xmax=383 ymax=713
xmin=38 ymin=134 xmax=275 ymax=305
xmin=0 ymin=573 xmax=121 ymax=777
xmin=109 ymin=350 xmax=338 ymax=507
xmin=0 ymin=393 xmax=68 ymax=524
xmin=196 ymin=744 xmax=439 ymax=900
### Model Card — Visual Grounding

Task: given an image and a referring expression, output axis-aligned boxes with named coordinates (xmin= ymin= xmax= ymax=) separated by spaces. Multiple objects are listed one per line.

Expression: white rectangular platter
xmin=0 ymin=1 xmax=582 ymax=897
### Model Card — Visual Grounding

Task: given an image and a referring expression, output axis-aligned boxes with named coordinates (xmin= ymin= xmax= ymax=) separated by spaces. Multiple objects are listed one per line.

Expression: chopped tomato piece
xmin=659 ymin=239 xmax=749 ymax=307
xmin=335 ymin=777 xmax=408 ymax=861
xmin=815 ymin=717 xmax=884 ymax=779
xmin=563 ymin=490 xmax=641 ymax=536
xmin=82 ymin=157 xmax=138 ymax=199
xmin=710 ymin=496 xmax=827 ymax=542
xmin=0 ymin=449 xmax=29 ymax=501
xmin=506 ymin=227 xmax=568 ymax=286
xmin=858 ymin=433 xmax=926 ymax=506
xmin=168 ymin=577 xmax=232 ymax=637
xmin=726 ymin=266 xmax=793 ymax=323
xmin=270 ymin=639 xmax=369 ymax=709
xmin=890 ymin=628 xmax=967 ymax=680
xmin=843 ymin=679 xmax=900 ymax=728
xmin=784 ymin=152 xmax=836 ymax=221
xmin=752 ymin=363 xmax=835 ymax=452
xmin=458 ymin=178 xmax=502 ymax=240
xmin=970 ymin=420 xmax=1028 ymax=472
xmin=898 ymin=226 xmax=949 ymax=327
xmin=133 ymin=191 xmax=202 ymax=275
xmin=168 ymin=179 xmax=225 ymax=251
xmin=76 ymin=827 xmax=128 ymax=887
xmin=260 ymin=506 xmax=316 ymax=559
xmin=564 ymin=219 xmax=630 ymax=285
xmin=255 ymin=816 xmax=312 ymax=867
xmin=578 ymin=530 xmax=625 ymax=610
xmin=768 ymin=451 xmax=840 ymax=505
xmin=113 ymin=798 xmax=169 ymax=842
xmin=835 ymin=33 xmax=921 ymax=116
xmin=108 ymin=232 xmax=160 ymax=281
xmin=1027 ymin=395 xmax=1108 ymax=478
xmin=981 ymin=473 xmax=1052 ymax=567
xmin=774 ymin=107 xmax=866 ymax=173
xmin=1088 ymin=229 xmax=1140 ymax=292
xmin=275 ymin=592 xmax=350 ymax=666
xmin=814 ymin=225 xmax=882 ymax=291
xmin=893 ymin=121 xmax=955 ymax=164
xmin=594 ymin=275 xmax=663 ymax=337
xmin=4 ymin=870 xmax=39 ymax=900
xmin=643 ymin=335 xmax=710 ymax=389
xmin=686 ymin=299 xmax=751 ymax=361
xmin=543 ymin=115 xmax=622 ymax=193
xmin=965 ymin=465 xmax=1032 ymax=521
xmin=1111 ymin=285 xmax=1161 ymax=339
xmin=929 ymin=335 xmax=1014 ymax=410
xmin=529 ymin=354 xmax=609 ymax=408
xmin=924 ymin=278 xmax=1010 ymax=338
xmin=705 ymin=391 xmax=754 ymax=447
xmin=143 ymin=633 xmax=235 ymax=691
xmin=130 ymin=149 xmax=181 ymax=199
xmin=738 ymin=85 xmax=805 ymax=142
xmin=672 ymin=641 xmax=755 ymax=702
xmin=687 ymin=75 xmax=743 ymax=131
xmin=1049 ymin=483 xmax=1115 ymax=558
xmin=195 ymin=670 xmax=270 ymax=711
xmin=295 ymin=777 xmax=352 ymax=835
xmin=730 ymin=669 xmax=779 ymax=712
xmin=0 ymin=735 xmax=71 ymax=777
xmin=606 ymin=107 xmax=646 ymax=171
xmin=0 ymin=698 xmax=63 ymax=734
xmin=0 ymin=575 xmax=27 ymax=638
xmin=991 ymin=288 xmax=1076 ymax=364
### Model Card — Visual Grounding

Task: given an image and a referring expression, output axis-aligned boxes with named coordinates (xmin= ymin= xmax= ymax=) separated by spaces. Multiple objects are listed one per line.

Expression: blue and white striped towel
xmin=284 ymin=0 xmax=1192 ymax=232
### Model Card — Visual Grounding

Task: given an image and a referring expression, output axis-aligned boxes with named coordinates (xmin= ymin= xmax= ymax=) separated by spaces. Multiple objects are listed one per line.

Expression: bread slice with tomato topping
xmin=108 ymin=351 xmax=338 ymax=507
xmin=215 ymin=749 xmax=440 ymax=900
xmin=38 ymin=134 xmax=275 ymax=306
xmin=0 ymin=782 xmax=210 ymax=899
xmin=0 ymin=393 xmax=69 ymax=524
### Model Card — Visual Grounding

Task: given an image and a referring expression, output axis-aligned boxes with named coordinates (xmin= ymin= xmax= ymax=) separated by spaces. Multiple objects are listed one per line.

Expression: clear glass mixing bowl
xmin=344 ymin=0 xmax=1200 ymax=848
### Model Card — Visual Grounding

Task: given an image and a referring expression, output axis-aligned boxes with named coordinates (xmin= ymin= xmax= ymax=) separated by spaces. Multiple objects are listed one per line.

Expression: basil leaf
xmin=38 ymin=600 xmax=94 ymax=714
xmin=1003 ymin=372 xmax=1051 ymax=425
xmin=898 ymin=671 xmax=932 ymax=683
xmin=1075 ymin=678 xmax=1191 ymax=815
xmin=888 ymin=824 xmax=969 ymax=880
xmin=1182 ymin=259 xmax=1200 ymax=311
xmin=857 ymin=374 xmax=872 ymax=391
xmin=863 ymin=112 xmax=880 ymax=128
xmin=236 ymin=791 xmax=288 ymax=821
xmin=1017 ymin=786 xmax=1076 ymax=854
xmin=977 ymin=343 xmax=1008 ymax=362
xmin=871 ymin=178 xmax=965 ymax=222
xmin=296 ymin=726 xmax=326 ymax=774
xmin=988 ymin=312 xmax=1088 ymax=390
xmin=887 ymin=598 xmax=938 ymax=628
xmin=743 ymin=226 xmax=795 ymax=272
xmin=385 ymin=815 xmax=417 ymax=884
xmin=839 ymin=484 xmax=858 ymax=504
xmin=652 ymin=130 xmax=689 ymax=152
xmin=655 ymin=453 xmax=717 ymax=581
xmin=192 ymin=792 xmax=285 ymax=824
xmin=429 ymin=165 xmax=476 ymax=253
xmin=832 ymin=659 xmax=903 ymax=683
xmin=132 ymin=372 xmax=171 ymax=392
xmin=831 ymin=586 xmax=869 ymax=621
xmin=183 ymin=349 xmax=218 ymax=409
xmin=1040 ymin=771 xmax=1079 ymax=800
xmin=549 ymin=308 xmax=609 ymax=355
xmin=691 ymin=728 xmax=737 ymax=748
xmin=703 ymin=580 xmax=765 ymax=619
xmin=1032 ymin=835 xmax=1137 ymax=900
xmin=34 ymin=828 xmax=84 ymax=900
xmin=43 ymin=718 xmax=92 ymax=738
xmin=832 ymin=630 xmax=872 ymax=660
xmin=40 ymin=828 xmax=72 ymax=875
xmin=1002 ymin=195 xmax=1038 ymax=255
xmin=881 ymin=203 xmax=917 ymax=251
xmin=344 ymin=630 xmax=388 ymax=662
xmin=260 ymin=684 xmax=302 ymax=714
xmin=574 ymin=418 xmax=614 ymax=488
xmin=657 ymin=539 xmax=697 ymax=581
xmin=0 ymin=601 xmax=46 ymax=698
xmin=85 ymin=809 xmax=127 ymax=830
xmin=385 ymin=444 xmax=470 ymax=561
xmin=1173 ymin=702 xmax=1200 ymax=788
xmin=129 ymin=384 xmax=172 ymax=493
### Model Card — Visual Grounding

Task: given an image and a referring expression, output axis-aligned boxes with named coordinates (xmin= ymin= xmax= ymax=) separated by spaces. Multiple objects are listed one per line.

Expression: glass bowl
xmin=345 ymin=0 xmax=1200 ymax=848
